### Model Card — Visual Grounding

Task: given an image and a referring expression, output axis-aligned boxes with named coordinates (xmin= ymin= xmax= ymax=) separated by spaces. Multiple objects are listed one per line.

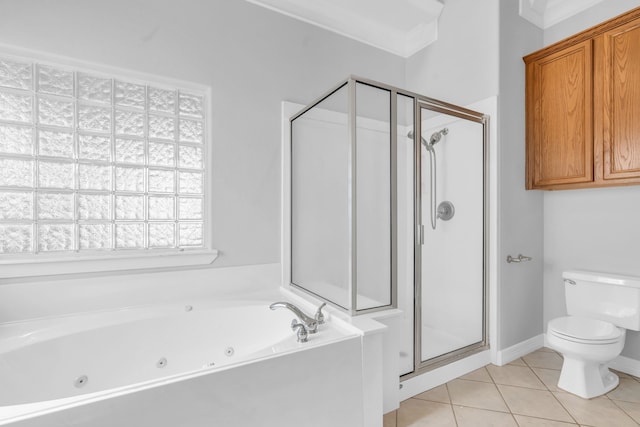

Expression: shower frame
xmin=289 ymin=76 xmax=490 ymax=376
xmin=289 ymin=76 xmax=399 ymax=315
xmin=409 ymin=100 xmax=491 ymax=377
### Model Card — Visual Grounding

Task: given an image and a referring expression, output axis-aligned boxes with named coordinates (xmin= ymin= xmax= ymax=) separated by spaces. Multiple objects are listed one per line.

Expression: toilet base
xmin=557 ymin=355 xmax=619 ymax=399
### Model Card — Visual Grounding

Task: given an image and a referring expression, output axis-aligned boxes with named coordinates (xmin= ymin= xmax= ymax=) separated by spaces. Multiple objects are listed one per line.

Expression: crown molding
xmin=519 ymin=0 xmax=606 ymax=29
xmin=246 ymin=0 xmax=444 ymax=58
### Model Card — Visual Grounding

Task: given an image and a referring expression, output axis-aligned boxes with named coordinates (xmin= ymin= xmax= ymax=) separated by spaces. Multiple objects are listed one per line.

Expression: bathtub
xmin=0 ymin=297 xmax=364 ymax=426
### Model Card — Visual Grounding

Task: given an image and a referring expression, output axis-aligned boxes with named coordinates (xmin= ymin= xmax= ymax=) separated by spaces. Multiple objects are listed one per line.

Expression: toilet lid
xmin=548 ymin=316 xmax=622 ymax=343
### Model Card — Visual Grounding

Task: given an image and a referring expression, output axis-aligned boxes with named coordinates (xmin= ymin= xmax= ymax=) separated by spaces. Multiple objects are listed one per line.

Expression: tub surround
xmin=6 ymin=336 xmax=363 ymax=427
xmin=0 ymin=263 xmax=395 ymax=426
xmin=0 ymin=288 xmax=363 ymax=426
xmin=0 ymin=264 xmax=281 ymax=324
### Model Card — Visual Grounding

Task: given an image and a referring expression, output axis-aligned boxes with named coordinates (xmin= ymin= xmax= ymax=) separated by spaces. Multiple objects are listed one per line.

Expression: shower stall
xmin=289 ymin=76 xmax=489 ymax=376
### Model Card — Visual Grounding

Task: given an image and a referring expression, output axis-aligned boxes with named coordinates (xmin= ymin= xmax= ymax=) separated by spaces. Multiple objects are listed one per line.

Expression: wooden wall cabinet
xmin=524 ymin=7 xmax=640 ymax=190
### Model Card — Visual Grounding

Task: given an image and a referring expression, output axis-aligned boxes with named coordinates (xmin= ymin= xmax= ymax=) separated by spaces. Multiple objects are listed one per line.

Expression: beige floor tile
xmin=397 ymin=399 xmax=456 ymax=427
xmin=459 ymin=366 xmax=493 ymax=383
xmin=413 ymin=384 xmax=450 ymax=404
xmin=612 ymin=400 xmax=640 ymax=424
xmin=538 ymin=347 xmax=558 ymax=353
xmin=507 ymin=357 xmax=527 ymax=367
xmin=513 ymin=415 xmax=578 ymax=426
xmin=498 ymin=385 xmax=574 ymax=422
xmin=553 ymin=391 xmax=637 ymax=427
xmin=607 ymin=377 xmax=640 ymax=403
xmin=453 ymin=405 xmax=518 ymax=427
xmin=532 ymin=367 xmax=561 ymax=391
xmin=404 ymin=349 xmax=640 ymax=427
xmin=487 ymin=364 xmax=546 ymax=389
xmin=384 ymin=410 xmax=397 ymax=427
xmin=447 ymin=379 xmax=509 ymax=412
xmin=523 ymin=349 xmax=564 ymax=370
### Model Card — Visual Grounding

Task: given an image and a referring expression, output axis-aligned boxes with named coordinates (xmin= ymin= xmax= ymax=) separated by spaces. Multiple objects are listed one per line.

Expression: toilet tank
xmin=563 ymin=271 xmax=640 ymax=331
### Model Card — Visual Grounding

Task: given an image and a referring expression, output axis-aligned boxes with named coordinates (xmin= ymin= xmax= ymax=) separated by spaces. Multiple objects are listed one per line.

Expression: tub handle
xmin=290 ymin=319 xmax=308 ymax=343
xmin=315 ymin=303 xmax=326 ymax=325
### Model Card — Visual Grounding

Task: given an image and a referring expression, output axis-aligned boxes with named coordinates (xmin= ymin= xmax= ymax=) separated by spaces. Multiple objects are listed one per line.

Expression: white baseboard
xmin=495 ymin=334 xmax=545 ymax=366
xmin=609 ymin=355 xmax=640 ymax=378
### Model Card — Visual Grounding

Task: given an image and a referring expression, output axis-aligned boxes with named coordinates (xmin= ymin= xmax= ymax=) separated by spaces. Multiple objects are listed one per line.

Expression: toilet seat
xmin=548 ymin=316 xmax=623 ymax=344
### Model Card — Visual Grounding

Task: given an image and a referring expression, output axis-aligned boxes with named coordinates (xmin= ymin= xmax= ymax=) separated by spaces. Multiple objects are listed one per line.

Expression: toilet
xmin=546 ymin=271 xmax=640 ymax=399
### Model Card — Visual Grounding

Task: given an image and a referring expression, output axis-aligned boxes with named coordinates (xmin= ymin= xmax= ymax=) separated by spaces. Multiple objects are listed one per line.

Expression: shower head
xmin=407 ymin=128 xmax=449 ymax=150
xmin=429 ymin=128 xmax=449 ymax=146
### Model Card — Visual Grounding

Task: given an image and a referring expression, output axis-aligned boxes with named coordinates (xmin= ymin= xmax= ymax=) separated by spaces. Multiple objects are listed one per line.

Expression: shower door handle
xmin=419 ymin=224 xmax=425 ymax=245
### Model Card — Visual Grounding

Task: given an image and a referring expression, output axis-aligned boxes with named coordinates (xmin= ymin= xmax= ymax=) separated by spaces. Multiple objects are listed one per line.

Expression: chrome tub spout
xmin=269 ymin=302 xmax=318 ymax=334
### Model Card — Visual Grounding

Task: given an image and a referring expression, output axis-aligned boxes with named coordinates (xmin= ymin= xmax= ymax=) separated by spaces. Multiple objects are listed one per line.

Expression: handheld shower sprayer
xmin=429 ymin=128 xmax=449 ymax=146
xmin=407 ymin=127 xmax=450 ymax=230
xmin=407 ymin=128 xmax=449 ymax=150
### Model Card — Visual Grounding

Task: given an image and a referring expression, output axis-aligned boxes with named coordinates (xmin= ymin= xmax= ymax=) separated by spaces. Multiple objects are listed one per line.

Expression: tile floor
xmin=385 ymin=347 xmax=640 ymax=427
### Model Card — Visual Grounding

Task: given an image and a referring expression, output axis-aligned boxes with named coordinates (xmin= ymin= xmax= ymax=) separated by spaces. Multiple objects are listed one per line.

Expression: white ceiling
xmin=246 ymin=0 xmax=606 ymax=58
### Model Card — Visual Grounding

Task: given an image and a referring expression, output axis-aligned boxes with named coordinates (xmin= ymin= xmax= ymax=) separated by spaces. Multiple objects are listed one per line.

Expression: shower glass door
xmin=416 ymin=102 xmax=487 ymax=368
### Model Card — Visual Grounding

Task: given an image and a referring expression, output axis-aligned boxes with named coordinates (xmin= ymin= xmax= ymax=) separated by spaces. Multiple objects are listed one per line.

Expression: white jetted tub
xmin=0 ymin=298 xmax=364 ymax=426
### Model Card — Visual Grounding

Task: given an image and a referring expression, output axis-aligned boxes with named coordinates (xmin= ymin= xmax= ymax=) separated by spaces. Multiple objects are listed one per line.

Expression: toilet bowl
xmin=547 ymin=316 xmax=625 ymax=398
xmin=546 ymin=271 xmax=640 ymax=399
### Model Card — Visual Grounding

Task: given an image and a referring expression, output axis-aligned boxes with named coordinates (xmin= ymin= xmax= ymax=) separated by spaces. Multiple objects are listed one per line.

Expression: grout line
xmin=485 ymin=365 xmax=497 ymax=384
xmin=488 ymin=364 xmax=552 ymax=391
xmin=506 ymin=352 xmax=580 ymax=425
xmin=529 ymin=362 xmax=554 ymax=392
xmin=493 ymin=377 xmax=515 ymax=416
xmin=512 ymin=414 xmax=579 ymax=426
xmin=397 ymin=348 xmax=639 ymax=427
xmin=542 ymin=383 xmax=579 ymax=424
xmin=606 ymin=377 xmax=640 ymax=422
xmin=444 ymin=382 xmax=460 ymax=427
xmin=608 ymin=398 xmax=640 ymax=425
xmin=449 ymin=402 xmax=459 ymax=426
xmin=445 ymin=381 xmax=453 ymax=405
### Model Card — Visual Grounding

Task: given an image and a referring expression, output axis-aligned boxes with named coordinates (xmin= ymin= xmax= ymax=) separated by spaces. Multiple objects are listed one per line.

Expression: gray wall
xmin=0 ymin=0 xmax=406 ymax=268
xmin=406 ymin=0 xmax=548 ymax=352
xmin=542 ymin=1 xmax=640 ymax=361
xmin=498 ymin=0 xmax=545 ymax=350
xmin=405 ymin=0 xmax=499 ymax=105
xmin=4 ymin=0 xmax=639 ymax=362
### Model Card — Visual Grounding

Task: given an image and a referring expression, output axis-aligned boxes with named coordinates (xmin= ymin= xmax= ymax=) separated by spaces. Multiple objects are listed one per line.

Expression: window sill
xmin=0 ymin=249 xmax=219 ymax=279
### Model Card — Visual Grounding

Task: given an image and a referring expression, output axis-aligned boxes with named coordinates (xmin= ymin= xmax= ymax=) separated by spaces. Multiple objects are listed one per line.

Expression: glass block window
xmin=0 ymin=55 xmax=207 ymax=255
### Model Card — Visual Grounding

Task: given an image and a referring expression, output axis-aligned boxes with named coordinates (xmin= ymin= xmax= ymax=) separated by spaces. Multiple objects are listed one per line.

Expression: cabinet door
xmin=527 ymin=40 xmax=593 ymax=188
xmin=603 ymin=19 xmax=640 ymax=180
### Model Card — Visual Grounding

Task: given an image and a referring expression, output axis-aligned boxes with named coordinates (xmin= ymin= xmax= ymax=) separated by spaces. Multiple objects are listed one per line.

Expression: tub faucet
xmin=269 ymin=302 xmax=319 ymax=334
